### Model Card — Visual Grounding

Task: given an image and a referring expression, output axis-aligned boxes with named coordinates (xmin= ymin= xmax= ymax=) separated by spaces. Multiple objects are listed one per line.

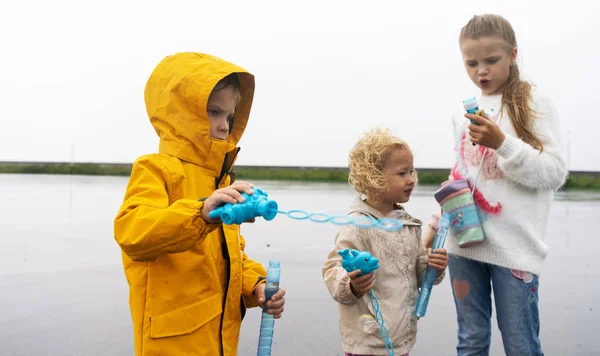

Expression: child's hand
xmin=422 ymin=225 xmax=436 ymax=250
xmin=348 ymin=270 xmax=375 ymax=297
xmin=428 ymin=248 xmax=449 ymax=271
xmin=254 ymin=284 xmax=286 ymax=319
xmin=465 ymin=111 xmax=505 ymax=149
xmin=200 ymin=181 xmax=255 ymax=223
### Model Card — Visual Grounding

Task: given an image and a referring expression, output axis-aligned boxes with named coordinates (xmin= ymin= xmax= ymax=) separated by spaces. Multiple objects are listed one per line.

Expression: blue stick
xmin=414 ymin=212 xmax=450 ymax=318
xmin=256 ymin=260 xmax=281 ymax=356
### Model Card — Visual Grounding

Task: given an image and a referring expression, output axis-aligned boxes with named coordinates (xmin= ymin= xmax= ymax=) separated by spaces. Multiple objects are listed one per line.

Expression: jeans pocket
xmin=510 ymin=269 xmax=535 ymax=284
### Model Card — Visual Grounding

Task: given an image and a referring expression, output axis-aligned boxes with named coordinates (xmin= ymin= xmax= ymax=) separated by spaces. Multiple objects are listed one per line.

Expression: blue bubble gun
xmin=256 ymin=260 xmax=281 ymax=356
xmin=338 ymin=248 xmax=380 ymax=275
xmin=337 ymin=249 xmax=394 ymax=355
xmin=209 ymin=187 xmax=278 ymax=225
xmin=414 ymin=212 xmax=450 ymax=318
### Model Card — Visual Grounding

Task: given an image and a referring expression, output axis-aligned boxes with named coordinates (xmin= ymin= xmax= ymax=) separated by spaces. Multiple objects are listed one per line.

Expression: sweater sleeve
xmin=495 ymin=91 xmax=568 ymax=191
xmin=322 ymin=225 xmax=364 ymax=306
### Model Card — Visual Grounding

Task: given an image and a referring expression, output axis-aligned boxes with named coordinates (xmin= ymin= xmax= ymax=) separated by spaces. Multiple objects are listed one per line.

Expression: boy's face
xmin=379 ymin=147 xmax=415 ymax=204
xmin=207 ymin=85 xmax=238 ymax=140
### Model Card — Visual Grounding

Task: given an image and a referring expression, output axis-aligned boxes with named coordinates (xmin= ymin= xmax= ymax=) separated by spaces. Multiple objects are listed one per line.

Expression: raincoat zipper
xmin=216 ymin=147 xmax=240 ymax=356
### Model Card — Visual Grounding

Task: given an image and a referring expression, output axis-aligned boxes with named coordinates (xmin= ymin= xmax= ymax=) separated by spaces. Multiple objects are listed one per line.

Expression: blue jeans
xmin=448 ymin=254 xmax=543 ymax=356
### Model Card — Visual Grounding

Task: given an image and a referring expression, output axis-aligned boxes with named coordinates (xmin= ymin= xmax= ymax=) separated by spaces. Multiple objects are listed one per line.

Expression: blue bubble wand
xmin=209 ymin=187 xmax=404 ymax=231
xmin=414 ymin=212 xmax=450 ymax=318
xmin=256 ymin=260 xmax=281 ymax=356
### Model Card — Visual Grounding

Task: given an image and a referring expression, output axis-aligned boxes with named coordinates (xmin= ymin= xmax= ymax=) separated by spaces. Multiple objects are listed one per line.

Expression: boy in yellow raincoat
xmin=114 ymin=52 xmax=286 ymax=356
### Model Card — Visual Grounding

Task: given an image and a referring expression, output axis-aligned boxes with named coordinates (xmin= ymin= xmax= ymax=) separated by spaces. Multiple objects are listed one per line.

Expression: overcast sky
xmin=1 ymin=0 xmax=598 ymax=171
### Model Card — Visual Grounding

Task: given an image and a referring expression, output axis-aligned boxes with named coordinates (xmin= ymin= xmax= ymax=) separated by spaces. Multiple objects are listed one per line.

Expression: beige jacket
xmin=322 ymin=197 xmax=445 ymax=355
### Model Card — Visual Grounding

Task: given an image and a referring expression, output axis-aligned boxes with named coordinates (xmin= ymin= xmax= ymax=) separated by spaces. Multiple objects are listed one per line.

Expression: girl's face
xmin=378 ymin=147 xmax=415 ymax=204
xmin=460 ymin=36 xmax=517 ymax=96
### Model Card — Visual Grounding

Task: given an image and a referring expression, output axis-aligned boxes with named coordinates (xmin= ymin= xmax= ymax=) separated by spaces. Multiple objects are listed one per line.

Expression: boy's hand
xmin=254 ymin=284 xmax=286 ymax=319
xmin=348 ymin=270 xmax=375 ymax=297
xmin=465 ymin=110 xmax=505 ymax=149
xmin=200 ymin=181 xmax=255 ymax=224
xmin=428 ymin=248 xmax=449 ymax=271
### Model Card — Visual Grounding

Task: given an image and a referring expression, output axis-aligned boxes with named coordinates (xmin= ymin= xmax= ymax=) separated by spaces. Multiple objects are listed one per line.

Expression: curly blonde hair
xmin=348 ymin=127 xmax=415 ymax=197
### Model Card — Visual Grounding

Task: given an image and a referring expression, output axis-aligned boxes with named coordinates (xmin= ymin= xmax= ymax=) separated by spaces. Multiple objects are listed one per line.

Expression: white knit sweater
xmin=445 ymin=87 xmax=568 ymax=276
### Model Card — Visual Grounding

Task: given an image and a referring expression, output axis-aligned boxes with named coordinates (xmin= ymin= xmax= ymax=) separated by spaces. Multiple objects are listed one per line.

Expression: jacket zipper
xmin=217 ymin=147 xmax=241 ymax=187
xmin=218 ymin=225 xmax=230 ymax=356
xmin=216 ymin=147 xmax=239 ymax=356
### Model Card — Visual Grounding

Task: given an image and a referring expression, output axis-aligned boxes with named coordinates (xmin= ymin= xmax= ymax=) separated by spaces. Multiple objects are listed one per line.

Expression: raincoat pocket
xmin=150 ymin=292 xmax=223 ymax=338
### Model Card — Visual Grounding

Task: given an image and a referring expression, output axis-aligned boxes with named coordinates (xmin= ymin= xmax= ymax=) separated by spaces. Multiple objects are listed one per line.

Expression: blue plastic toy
xmin=209 ymin=187 xmax=278 ymax=225
xmin=338 ymin=248 xmax=380 ymax=275
xmin=256 ymin=260 xmax=281 ymax=356
xmin=208 ymin=186 xmax=404 ymax=231
xmin=414 ymin=212 xmax=450 ymax=318
xmin=338 ymin=249 xmax=394 ymax=356
xmin=463 ymin=97 xmax=480 ymax=125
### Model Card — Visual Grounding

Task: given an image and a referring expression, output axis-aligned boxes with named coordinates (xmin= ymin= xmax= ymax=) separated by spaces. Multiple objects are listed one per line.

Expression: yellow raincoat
xmin=114 ymin=52 xmax=266 ymax=356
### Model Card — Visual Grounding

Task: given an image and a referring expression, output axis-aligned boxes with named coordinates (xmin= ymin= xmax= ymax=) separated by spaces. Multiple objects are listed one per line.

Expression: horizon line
xmin=0 ymin=160 xmax=598 ymax=175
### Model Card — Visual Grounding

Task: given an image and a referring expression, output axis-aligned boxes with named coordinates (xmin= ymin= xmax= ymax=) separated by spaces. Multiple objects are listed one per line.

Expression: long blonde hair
xmin=460 ymin=14 xmax=543 ymax=152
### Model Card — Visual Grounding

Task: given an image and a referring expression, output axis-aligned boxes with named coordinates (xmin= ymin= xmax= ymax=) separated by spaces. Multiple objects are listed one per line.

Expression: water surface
xmin=0 ymin=174 xmax=598 ymax=355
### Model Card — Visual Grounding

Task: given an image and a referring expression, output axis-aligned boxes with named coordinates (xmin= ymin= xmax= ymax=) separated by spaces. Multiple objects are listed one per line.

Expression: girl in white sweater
xmin=442 ymin=14 xmax=568 ymax=356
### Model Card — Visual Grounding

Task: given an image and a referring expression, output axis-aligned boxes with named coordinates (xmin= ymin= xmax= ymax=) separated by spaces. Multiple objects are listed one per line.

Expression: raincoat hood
xmin=144 ymin=52 xmax=255 ymax=175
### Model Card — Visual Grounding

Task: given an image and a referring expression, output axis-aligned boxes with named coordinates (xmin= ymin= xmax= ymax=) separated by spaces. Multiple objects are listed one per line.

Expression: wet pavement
xmin=0 ymin=174 xmax=598 ymax=355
